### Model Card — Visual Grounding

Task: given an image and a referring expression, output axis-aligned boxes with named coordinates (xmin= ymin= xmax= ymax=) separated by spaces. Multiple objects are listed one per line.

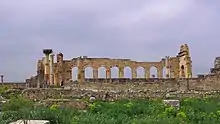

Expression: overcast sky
xmin=0 ymin=0 xmax=220 ymax=81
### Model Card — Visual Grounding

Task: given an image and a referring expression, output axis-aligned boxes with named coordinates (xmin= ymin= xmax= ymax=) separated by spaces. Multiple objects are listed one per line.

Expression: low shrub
xmin=1 ymin=97 xmax=220 ymax=124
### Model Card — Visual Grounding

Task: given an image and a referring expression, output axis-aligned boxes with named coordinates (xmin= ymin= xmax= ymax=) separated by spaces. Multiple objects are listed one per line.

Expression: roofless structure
xmin=29 ymin=44 xmax=192 ymax=87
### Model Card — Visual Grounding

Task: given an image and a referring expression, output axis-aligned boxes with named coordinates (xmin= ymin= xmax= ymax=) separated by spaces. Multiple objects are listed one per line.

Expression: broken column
xmin=49 ymin=54 xmax=55 ymax=85
xmin=43 ymin=49 xmax=53 ymax=86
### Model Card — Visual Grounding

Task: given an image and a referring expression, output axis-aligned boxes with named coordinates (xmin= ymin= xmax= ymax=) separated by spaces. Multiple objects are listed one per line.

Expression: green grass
xmin=1 ymin=97 xmax=220 ymax=124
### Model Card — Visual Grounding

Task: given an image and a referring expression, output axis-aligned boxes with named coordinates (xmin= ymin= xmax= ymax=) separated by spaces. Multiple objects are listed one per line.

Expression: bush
xmin=0 ymin=85 xmax=9 ymax=94
xmin=1 ymin=96 xmax=33 ymax=111
xmin=1 ymin=97 xmax=220 ymax=124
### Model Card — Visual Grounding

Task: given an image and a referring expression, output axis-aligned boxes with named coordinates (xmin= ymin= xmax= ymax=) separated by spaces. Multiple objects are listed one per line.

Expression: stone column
xmin=119 ymin=67 xmax=124 ymax=78
xmin=106 ymin=68 xmax=111 ymax=79
xmin=77 ymin=57 xmax=84 ymax=83
xmin=55 ymin=53 xmax=64 ymax=86
xmin=49 ymin=54 xmax=54 ymax=85
xmin=43 ymin=49 xmax=53 ymax=86
xmin=145 ymin=68 xmax=150 ymax=78
xmin=132 ymin=69 xmax=137 ymax=79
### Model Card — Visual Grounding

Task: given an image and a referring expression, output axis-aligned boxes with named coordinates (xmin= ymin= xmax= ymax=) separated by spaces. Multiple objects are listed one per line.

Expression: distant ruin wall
xmin=82 ymin=78 xmax=200 ymax=84
xmin=68 ymin=77 xmax=220 ymax=91
xmin=0 ymin=82 xmax=26 ymax=88
xmin=31 ymin=44 xmax=193 ymax=86
xmin=21 ymin=88 xmax=220 ymax=101
xmin=16 ymin=75 xmax=220 ymax=101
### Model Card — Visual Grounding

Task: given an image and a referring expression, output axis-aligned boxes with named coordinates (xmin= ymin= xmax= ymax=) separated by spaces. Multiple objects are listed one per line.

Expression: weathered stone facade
xmin=30 ymin=44 xmax=192 ymax=87
xmin=21 ymin=71 xmax=220 ymax=101
xmin=6 ymin=48 xmax=220 ymax=101
xmin=19 ymin=87 xmax=220 ymax=102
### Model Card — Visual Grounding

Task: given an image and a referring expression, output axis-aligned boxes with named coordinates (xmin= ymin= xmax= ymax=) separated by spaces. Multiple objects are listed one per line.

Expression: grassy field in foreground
xmin=1 ymin=96 xmax=220 ymax=124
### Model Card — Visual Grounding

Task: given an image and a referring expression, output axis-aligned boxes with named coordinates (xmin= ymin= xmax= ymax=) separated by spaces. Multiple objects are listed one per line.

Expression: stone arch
xmin=98 ymin=66 xmax=106 ymax=78
xmin=150 ymin=66 xmax=158 ymax=78
xmin=84 ymin=66 xmax=93 ymax=78
xmin=163 ymin=67 xmax=166 ymax=78
xmin=124 ymin=66 xmax=132 ymax=78
xmin=136 ymin=66 xmax=145 ymax=78
xmin=72 ymin=67 xmax=78 ymax=81
xmin=111 ymin=66 xmax=119 ymax=78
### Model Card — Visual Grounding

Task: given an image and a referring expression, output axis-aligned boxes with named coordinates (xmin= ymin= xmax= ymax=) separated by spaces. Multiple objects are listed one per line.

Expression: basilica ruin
xmin=25 ymin=44 xmax=193 ymax=87
xmin=3 ymin=44 xmax=220 ymax=102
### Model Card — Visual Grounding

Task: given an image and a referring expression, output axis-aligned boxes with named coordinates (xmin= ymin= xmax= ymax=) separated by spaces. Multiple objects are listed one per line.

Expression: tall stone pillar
xmin=77 ymin=57 xmax=84 ymax=83
xmin=56 ymin=53 xmax=64 ymax=86
xmin=43 ymin=49 xmax=53 ymax=86
xmin=49 ymin=54 xmax=54 ymax=85
xmin=106 ymin=68 xmax=111 ymax=79
xmin=93 ymin=69 xmax=98 ymax=79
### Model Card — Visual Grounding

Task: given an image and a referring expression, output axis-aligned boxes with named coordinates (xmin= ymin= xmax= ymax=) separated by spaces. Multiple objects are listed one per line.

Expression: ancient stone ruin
xmin=2 ymin=44 xmax=220 ymax=106
xmin=26 ymin=44 xmax=193 ymax=88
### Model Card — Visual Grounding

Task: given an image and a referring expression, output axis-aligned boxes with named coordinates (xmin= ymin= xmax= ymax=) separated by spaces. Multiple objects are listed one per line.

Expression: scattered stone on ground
xmin=89 ymin=96 xmax=96 ymax=102
xmin=163 ymin=99 xmax=180 ymax=109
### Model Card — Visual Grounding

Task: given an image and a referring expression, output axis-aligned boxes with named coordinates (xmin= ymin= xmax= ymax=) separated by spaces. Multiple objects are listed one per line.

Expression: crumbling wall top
xmin=214 ymin=57 xmax=220 ymax=69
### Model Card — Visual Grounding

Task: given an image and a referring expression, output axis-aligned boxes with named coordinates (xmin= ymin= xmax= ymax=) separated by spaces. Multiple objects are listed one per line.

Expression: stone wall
xmin=21 ymin=88 xmax=220 ymax=101
xmin=69 ymin=77 xmax=220 ymax=91
xmin=15 ymin=76 xmax=219 ymax=101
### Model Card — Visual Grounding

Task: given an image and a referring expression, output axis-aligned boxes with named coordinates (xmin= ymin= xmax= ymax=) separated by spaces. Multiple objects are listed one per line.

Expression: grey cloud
xmin=0 ymin=0 xmax=220 ymax=81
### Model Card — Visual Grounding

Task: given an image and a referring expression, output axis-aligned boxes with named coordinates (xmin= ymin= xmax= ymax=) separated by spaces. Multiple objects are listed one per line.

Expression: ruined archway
xmin=84 ymin=66 xmax=93 ymax=78
xmin=136 ymin=66 xmax=145 ymax=78
xmin=150 ymin=66 xmax=158 ymax=78
xmin=98 ymin=66 xmax=106 ymax=78
xmin=124 ymin=66 xmax=132 ymax=78
xmin=111 ymin=66 xmax=119 ymax=78
xmin=72 ymin=67 xmax=78 ymax=81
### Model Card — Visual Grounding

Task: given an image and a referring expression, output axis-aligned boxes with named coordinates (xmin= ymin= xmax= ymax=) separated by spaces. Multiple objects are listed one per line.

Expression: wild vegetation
xmin=1 ymin=95 xmax=220 ymax=124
